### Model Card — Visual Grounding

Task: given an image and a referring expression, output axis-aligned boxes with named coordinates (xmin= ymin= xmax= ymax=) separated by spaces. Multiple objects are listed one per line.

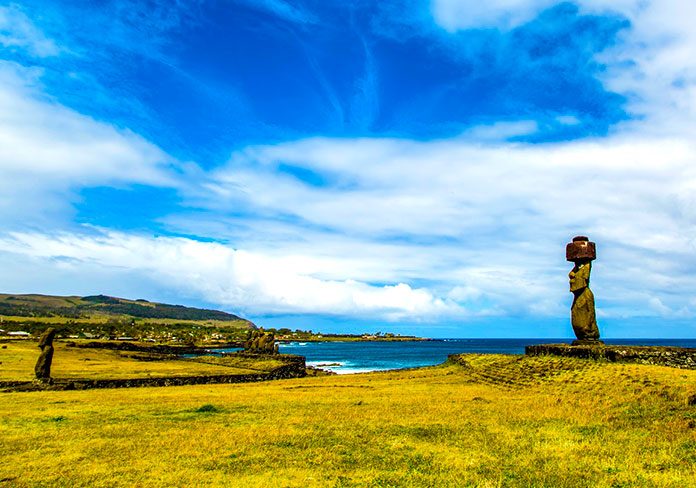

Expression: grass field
xmin=0 ymin=341 xmax=283 ymax=381
xmin=1 ymin=353 xmax=695 ymax=487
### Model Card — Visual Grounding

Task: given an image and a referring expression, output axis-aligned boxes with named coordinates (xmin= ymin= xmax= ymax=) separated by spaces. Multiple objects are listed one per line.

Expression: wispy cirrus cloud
xmin=0 ymin=8 xmax=183 ymax=229
xmin=431 ymin=0 xmax=696 ymax=135
xmin=432 ymin=0 xmax=556 ymax=30
xmin=0 ymin=3 xmax=60 ymax=57
xmin=235 ymin=0 xmax=318 ymax=24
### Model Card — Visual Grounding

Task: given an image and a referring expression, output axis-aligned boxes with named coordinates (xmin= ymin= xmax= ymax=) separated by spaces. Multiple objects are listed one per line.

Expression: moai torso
xmin=569 ymin=262 xmax=599 ymax=341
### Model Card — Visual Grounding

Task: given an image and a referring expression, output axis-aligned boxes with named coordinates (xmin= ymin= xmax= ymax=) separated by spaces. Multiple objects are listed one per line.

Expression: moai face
xmin=569 ymin=262 xmax=590 ymax=292
xmin=566 ymin=236 xmax=596 ymax=293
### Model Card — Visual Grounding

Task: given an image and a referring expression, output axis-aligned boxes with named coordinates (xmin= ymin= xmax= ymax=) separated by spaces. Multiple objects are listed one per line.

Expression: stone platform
xmin=525 ymin=343 xmax=696 ymax=370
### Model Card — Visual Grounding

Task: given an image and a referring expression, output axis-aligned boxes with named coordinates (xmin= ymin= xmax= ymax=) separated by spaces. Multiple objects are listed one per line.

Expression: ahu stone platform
xmin=525 ymin=343 xmax=696 ymax=370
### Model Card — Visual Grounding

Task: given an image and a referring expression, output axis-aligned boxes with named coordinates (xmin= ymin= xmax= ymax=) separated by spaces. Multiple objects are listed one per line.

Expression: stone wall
xmin=70 ymin=341 xmax=242 ymax=355
xmin=525 ymin=344 xmax=696 ymax=370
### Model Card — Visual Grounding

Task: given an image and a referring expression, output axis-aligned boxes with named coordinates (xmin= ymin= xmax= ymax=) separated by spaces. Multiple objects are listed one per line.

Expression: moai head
xmin=567 ymin=236 xmax=596 ymax=291
xmin=38 ymin=328 xmax=56 ymax=349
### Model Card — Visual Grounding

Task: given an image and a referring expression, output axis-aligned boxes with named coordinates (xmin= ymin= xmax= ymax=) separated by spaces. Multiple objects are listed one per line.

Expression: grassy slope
xmin=1 ymin=355 xmax=694 ymax=487
xmin=0 ymin=341 xmax=284 ymax=381
xmin=0 ymin=294 xmax=84 ymax=309
xmin=0 ymin=293 xmax=252 ymax=324
xmin=0 ymin=315 xmax=251 ymax=328
xmin=0 ymin=294 xmax=253 ymax=342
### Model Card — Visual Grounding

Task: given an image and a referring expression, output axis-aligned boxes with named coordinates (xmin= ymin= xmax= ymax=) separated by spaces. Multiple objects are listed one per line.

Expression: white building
xmin=8 ymin=331 xmax=31 ymax=337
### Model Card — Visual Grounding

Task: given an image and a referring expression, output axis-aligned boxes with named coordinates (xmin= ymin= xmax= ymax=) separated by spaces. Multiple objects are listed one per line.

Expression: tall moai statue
xmin=35 ymin=327 xmax=57 ymax=383
xmin=566 ymin=236 xmax=602 ymax=345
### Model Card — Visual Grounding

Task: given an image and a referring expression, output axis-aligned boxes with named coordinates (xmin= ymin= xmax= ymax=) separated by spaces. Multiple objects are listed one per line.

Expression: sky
xmin=1 ymin=0 xmax=696 ymax=338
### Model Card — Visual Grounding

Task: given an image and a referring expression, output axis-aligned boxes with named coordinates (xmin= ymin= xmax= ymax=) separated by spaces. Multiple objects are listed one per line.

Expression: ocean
xmin=276 ymin=338 xmax=696 ymax=374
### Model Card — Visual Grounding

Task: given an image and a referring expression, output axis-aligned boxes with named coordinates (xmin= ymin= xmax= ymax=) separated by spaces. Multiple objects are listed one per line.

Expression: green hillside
xmin=0 ymin=293 xmax=247 ymax=322
xmin=0 ymin=294 xmax=254 ymax=343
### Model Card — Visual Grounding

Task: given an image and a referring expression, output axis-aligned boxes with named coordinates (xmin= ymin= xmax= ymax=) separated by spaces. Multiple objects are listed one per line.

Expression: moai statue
xmin=566 ymin=236 xmax=602 ymax=345
xmin=264 ymin=332 xmax=277 ymax=354
xmin=243 ymin=328 xmax=278 ymax=354
xmin=35 ymin=327 xmax=57 ymax=383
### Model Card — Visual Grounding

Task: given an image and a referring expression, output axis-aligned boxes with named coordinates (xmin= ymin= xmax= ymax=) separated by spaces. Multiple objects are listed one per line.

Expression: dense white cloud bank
xmin=195 ymin=133 xmax=696 ymax=319
xmin=0 ymin=231 xmax=457 ymax=320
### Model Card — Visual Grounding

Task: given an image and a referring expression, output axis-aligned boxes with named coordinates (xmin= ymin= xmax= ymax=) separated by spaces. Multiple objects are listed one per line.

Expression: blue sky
xmin=1 ymin=0 xmax=696 ymax=338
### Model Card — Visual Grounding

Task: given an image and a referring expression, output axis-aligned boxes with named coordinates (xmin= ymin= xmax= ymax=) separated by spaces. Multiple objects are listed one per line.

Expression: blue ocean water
xmin=277 ymin=338 xmax=696 ymax=374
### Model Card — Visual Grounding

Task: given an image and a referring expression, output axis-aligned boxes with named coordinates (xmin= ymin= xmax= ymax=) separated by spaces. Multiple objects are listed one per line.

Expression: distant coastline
xmin=278 ymin=335 xmax=430 ymax=343
xmin=0 ymin=292 xmax=423 ymax=345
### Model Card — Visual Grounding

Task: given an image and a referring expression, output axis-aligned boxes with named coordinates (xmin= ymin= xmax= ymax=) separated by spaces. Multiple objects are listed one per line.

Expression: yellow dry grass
xmin=0 ymin=354 xmax=695 ymax=487
xmin=0 ymin=341 xmax=279 ymax=381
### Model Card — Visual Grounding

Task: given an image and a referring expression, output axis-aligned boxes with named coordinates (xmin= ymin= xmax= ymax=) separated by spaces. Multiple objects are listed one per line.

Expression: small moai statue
xmin=266 ymin=332 xmax=277 ymax=354
xmin=35 ymin=327 xmax=57 ymax=383
xmin=566 ymin=236 xmax=602 ymax=345
xmin=243 ymin=328 xmax=278 ymax=354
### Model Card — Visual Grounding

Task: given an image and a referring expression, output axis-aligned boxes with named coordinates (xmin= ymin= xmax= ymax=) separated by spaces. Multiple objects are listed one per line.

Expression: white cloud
xmin=556 ymin=115 xmax=580 ymax=126
xmin=431 ymin=0 xmax=555 ymax=30
xmin=0 ymin=60 xmax=180 ymax=227
xmin=0 ymin=4 xmax=60 ymax=57
xmin=187 ymin=131 xmax=696 ymax=320
xmin=431 ymin=1 xmax=696 ymax=136
xmin=460 ymin=120 xmax=539 ymax=140
xmin=0 ymin=230 xmax=459 ymax=320
xmin=586 ymin=0 xmax=696 ymax=136
xmin=235 ymin=0 xmax=317 ymax=24
xmin=7 ymin=123 xmax=696 ymax=322
xmin=208 ymin=135 xmax=696 ymax=240
xmin=0 ymin=5 xmax=185 ymax=228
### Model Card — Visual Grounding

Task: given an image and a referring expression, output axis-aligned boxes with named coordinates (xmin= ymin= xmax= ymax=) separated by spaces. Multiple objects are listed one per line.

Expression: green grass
xmin=0 ymin=353 xmax=694 ymax=486
xmin=0 ymin=293 xmax=249 ymax=323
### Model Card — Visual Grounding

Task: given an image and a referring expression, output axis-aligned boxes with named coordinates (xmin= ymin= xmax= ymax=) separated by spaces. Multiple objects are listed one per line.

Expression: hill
xmin=0 ymin=293 xmax=254 ymax=343
xmin=0 ymin=293 xmax=247 ymax=322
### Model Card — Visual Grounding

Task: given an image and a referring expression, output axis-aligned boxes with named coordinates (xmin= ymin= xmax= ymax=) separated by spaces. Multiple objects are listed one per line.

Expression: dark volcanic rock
xmin=72 ymin=341 xmax=241 ymax=355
